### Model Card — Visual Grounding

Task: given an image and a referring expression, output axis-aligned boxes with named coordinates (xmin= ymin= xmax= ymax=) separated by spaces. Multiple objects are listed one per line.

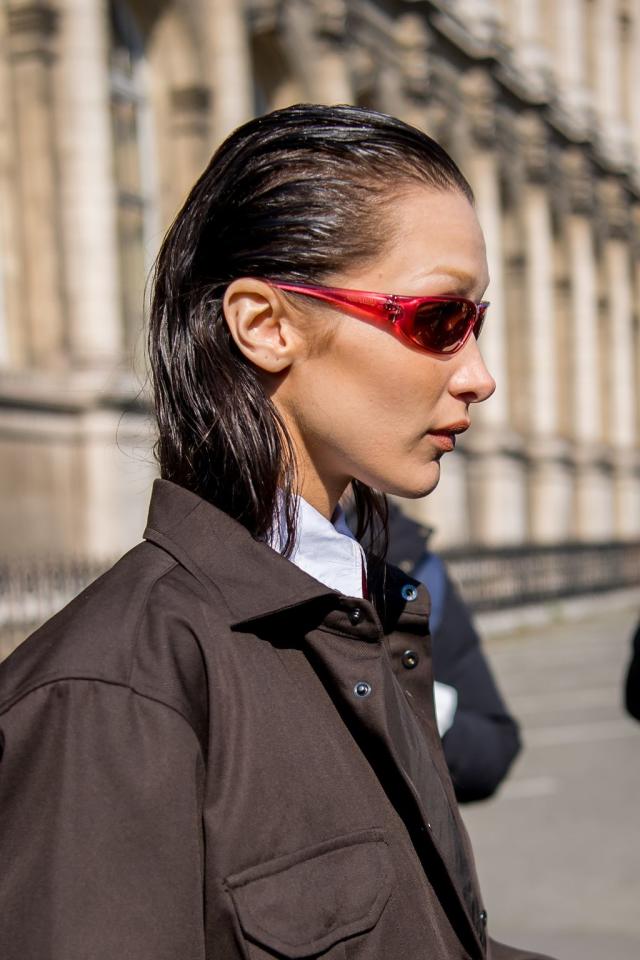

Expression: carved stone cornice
xmin=427 ymin=54 xmax=462 ymax=143
xmin=170 ymin=85 xmax=211 ymax=137
xmin=430 ymin=4 xmax=498 ymax=60
xmin=170 ymin=85 xmax=211 ymax=115
xmin=7 ymin=1 xmax=58 ymax=58
xmin=313 ymin=0 xmax=346 ymax=42
xmin=394 ymin=13 xmax=429 ymax=101
xmin=428 ymin=54 xmax=461 ymax=112
xmin=518 ymin=112 xmax=550 ymax=184
xmin=7 ymin=0 xmax=57 ymax=35
xmin=246 ymin=0 xmax=282 ymax=35
xmin=493 ymin=106 xmax=526 ymax=204
xmin=349 ymin=43 xmax=376 ymax=99
xmin=0 ymin=367 xmax=140 ymax=414
xmin=598 ymin=178 xmax=632 ymax=240
xmin=562 ymin=148 xmax=596 ymax=217
xmin=460 ymin=67 xmax=497 ymax=148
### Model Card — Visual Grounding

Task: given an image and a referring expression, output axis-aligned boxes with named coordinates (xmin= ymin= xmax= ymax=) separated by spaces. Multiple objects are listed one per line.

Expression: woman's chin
xmin=379 ymin=461 xmax=441 ymax=500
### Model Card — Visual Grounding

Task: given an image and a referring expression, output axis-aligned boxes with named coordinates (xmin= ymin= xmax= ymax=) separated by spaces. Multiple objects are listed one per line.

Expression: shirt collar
xmin=269 ymin=496 xmax=367 ymax=599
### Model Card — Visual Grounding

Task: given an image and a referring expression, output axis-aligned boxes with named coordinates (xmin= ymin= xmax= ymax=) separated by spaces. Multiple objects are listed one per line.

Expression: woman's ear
xmin=223 ymin=279 xmax=301 ymax=374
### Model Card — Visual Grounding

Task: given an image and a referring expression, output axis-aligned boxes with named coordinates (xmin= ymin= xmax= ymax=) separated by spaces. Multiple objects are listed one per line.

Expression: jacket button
xmin=348 ymin=606 xmax=363 ymax=625
xmin=479 ymin=910 xmax=488 ymax=926
xmin=353 ymin=681 xmax=372 ymax=698
xmin=401 ymin=649 xmax=419 ymax=669
xmin=401 ymin=583 xmax=418 ymax=602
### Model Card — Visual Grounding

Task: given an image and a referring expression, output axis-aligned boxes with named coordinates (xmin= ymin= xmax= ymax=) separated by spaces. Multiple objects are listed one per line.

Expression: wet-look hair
xmin=148 ymin=103 xmax=473 ymax=557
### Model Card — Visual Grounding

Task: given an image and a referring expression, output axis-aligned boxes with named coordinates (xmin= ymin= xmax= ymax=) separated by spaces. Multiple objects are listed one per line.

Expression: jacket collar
xmin=143 ymin=480 xmax=338 ymax=626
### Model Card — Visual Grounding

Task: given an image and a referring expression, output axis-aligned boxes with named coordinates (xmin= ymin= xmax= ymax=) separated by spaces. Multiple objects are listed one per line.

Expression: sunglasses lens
xmin=413 ymin=300 xmax=476 ymax=353
xmin=474 ymin=305 xmax=488 ymax=340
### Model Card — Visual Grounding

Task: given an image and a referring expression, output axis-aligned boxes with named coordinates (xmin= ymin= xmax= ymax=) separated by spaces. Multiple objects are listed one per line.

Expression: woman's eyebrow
xmin=425 ymin=267 xmax=488 ymax=295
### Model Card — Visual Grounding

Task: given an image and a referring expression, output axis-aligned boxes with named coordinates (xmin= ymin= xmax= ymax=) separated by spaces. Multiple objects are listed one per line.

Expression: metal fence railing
xmin=443 ymin=540 xmax=640 ymax=611
xmin=0 ymin=558 xmax=111 ymax=660
xmin=2 ymin=541 xmax=640 ymax=659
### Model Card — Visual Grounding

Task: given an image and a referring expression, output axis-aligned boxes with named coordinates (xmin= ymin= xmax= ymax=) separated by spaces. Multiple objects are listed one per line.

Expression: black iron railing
xmin=0 ymin=558 xmax=110 ymax=660
xmin=2 ymin=541 xmax=640 ymax=658
xmin=443 ymin=540 xmax=640 ymax=611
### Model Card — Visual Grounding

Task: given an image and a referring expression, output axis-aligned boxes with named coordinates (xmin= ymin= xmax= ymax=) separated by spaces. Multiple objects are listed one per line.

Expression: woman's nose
xmin=449 ymin=337 xmax=496 ymax=404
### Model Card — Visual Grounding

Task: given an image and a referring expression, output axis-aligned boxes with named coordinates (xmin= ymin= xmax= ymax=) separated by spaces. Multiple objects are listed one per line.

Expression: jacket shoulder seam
xmin=0 ymin=554 xmax=179 ymax=716
xmin=0 ymin=675 xmax=205 ymax=753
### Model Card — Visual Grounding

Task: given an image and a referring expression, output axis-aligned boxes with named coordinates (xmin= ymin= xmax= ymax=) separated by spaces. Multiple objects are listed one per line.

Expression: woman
xmin=0 ymin=105 xmax=551 ymax=959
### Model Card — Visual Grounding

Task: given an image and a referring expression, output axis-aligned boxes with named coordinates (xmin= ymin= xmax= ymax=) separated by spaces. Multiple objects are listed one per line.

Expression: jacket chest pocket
xmin=225 ymin=829 xmax=393 ymax=959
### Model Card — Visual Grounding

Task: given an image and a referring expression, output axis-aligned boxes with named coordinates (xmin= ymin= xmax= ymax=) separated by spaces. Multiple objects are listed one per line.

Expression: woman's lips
xmin=426 ymin=420 xmax=470 ymax=453
xmin=427 ymin=431 xmax=456 ymax=452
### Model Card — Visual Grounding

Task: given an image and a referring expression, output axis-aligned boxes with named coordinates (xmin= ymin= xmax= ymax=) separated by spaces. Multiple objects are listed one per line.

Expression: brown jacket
xmin=0 ymin=480 xmax=550 ymax=960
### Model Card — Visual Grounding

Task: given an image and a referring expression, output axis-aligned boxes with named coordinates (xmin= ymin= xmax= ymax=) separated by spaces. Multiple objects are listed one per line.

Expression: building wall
xmin=0 ymin=0 xmax=639 ymax=557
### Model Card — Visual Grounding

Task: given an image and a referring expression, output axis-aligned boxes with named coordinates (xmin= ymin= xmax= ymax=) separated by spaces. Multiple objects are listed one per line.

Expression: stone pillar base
xmin=526 ymin=437 xmax=574 ymax=543
xmin=466 ymin=446 xmax=528 ymax=545
xmin=573 ymin=447 xmax=614 ymax=541
xmin=0 ymin=372 xmax=157 ymax=561
xmin=612 ymin=449 xmax=640 ymax=539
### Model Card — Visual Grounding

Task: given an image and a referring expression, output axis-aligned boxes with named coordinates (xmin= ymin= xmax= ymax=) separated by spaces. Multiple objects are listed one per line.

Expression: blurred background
xmin=0 ymin=0 xmax=639 ymax=956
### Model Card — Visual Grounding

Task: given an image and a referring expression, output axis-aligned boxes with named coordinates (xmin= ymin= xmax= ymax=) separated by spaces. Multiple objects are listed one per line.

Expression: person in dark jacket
xmin=386 ymin=504 xmax=521 ymax=803
xmin=0 ymin=104 xmax=554 ymax=960
xmin=624 ymin=619 xmax=640 ymax=721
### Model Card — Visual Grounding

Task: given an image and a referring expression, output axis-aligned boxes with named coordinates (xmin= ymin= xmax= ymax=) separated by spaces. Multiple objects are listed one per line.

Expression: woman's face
xmin=274 ymin=186 xmax=496 ymax=512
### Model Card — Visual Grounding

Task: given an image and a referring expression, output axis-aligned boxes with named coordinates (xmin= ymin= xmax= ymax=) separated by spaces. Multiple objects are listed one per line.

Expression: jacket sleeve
xmin=425 ymin=565 xmax=521 ymax=803
xmin=624 ymin=620 xmax=640 ymax=721
xmin=0 ymin=678 xmax=206 ymax=960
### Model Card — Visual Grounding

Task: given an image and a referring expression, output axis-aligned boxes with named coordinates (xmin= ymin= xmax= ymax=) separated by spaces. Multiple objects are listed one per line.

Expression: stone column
xmin=278 ymin=0 xmax=353 ymax=105
xmin=79 ymin=408 xmax=157 ymax=560
xmin=454 ymin=0 xmax=499 ymax=45
xmin=0 ymin=235 xmax=7 ymax=365
xmin=169 ymin=84 xmax=211 ymax=206
xmin=509 ymin=0 xmax=549 ymax=97
xmin=626 ymin=0 xmax=640 ymax=167
xmin=600 ymin=179 xmax=640 ymax=537
xmin=393 ymin=13 xmax=430 ymax=130
xmin=57 ymin=0 xmax=122 ymax=365
xmin=593 ymin=0 xmax=629 ymax=164
xmin=519 ymin=113 xmax=572 ymax=542
xmin=553 ymin=0 xmax=589 ymax=134
xmin=7 ymin=0 xmax=65 ymax=367
xmin=0 ymin=3 xmax=13 ymax=366
xmin=564 ymin=151 xmax=613 ymax=539
xmin=460 ymin=69 xmax=527 ymax=545
xmin=208 ymin=0 xmax=253 ymax=144
xmin=311 ymin=0 xmax=352 ymax=103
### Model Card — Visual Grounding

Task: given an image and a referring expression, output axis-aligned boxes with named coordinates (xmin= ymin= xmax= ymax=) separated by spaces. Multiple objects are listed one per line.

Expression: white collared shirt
xmin=269 ymin=496 xmax=367 ymax=598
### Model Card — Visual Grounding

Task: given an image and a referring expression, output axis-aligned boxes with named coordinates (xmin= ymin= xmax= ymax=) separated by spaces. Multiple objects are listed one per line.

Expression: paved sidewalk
xmin=461 ymin=605 xmax=640 ymax=960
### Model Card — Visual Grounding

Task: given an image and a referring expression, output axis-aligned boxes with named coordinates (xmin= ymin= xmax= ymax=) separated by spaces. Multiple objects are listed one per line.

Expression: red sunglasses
xmin=266 ymin=280 xmax=489 ymax=356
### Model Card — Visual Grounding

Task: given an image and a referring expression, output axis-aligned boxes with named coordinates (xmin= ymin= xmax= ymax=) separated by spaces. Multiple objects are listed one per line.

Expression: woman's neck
xmin=296 ymin=470 xmax=349 ymax=521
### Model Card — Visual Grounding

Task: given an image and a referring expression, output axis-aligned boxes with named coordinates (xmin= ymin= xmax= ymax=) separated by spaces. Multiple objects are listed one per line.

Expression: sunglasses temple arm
xmin=281 ymin=286 xmax=396 ymax=327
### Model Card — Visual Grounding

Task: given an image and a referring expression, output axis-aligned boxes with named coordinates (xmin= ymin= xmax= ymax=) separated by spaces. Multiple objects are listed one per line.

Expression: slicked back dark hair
xmin=148 ymin=103 xmax=473 ymax=558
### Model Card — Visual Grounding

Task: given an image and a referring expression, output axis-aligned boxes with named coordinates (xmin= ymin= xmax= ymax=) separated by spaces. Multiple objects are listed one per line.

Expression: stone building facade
xmin=0 ymin=0 xmax=639 ymax=559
